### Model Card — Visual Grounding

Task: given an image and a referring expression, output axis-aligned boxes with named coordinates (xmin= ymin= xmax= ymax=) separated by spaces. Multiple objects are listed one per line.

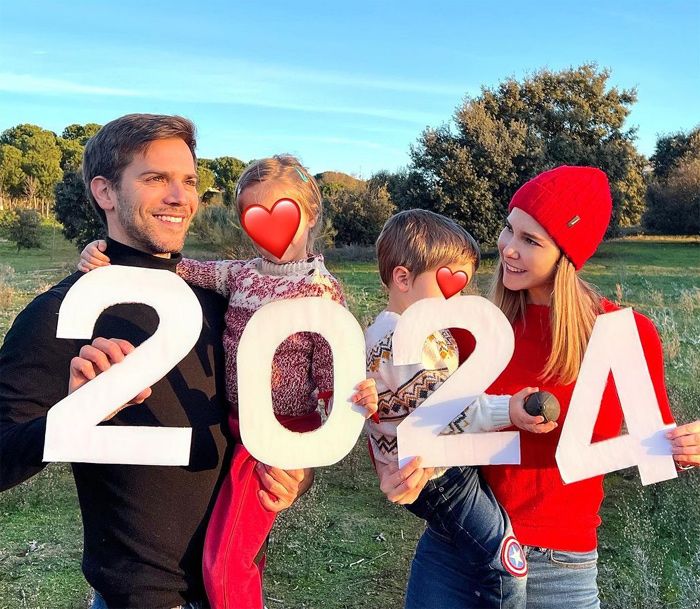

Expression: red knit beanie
xmin=508 ymin=166 xmax=612 ymax=270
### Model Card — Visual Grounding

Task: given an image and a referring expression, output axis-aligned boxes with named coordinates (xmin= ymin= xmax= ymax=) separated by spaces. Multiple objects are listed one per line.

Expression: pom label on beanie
xmin=567 ymin=215 xmax=581 ymax=228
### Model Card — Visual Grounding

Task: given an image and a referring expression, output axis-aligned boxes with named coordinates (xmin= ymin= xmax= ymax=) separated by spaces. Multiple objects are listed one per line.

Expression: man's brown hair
xmin=81 ymin=114 xmax=197 ymax=225
xmin=376 ymin=209 xmax=480 ymax=287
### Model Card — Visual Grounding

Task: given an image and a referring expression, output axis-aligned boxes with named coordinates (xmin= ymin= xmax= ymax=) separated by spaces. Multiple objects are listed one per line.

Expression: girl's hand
xmin=375 ymin=457 xmax=434 ymax=504
xmin=78 ymin=239 xmax=110 ymax=272
xmin=351 ymin=378 xmax=379 ymax=421
xmin=509 ymin=387 xmax=558 ymax=434
xmin=667 ymin=421 xmax=700 ymax=468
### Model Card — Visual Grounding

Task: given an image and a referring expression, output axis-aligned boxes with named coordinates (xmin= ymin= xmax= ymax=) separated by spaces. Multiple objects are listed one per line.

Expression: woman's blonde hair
xmin=489 ymin=255 xmax=603 ymax=385
xmin=235 ymin=154 xmax=323 ymax=253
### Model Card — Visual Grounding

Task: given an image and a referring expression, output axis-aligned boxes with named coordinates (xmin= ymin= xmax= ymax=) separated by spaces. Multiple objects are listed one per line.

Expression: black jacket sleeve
xmin=0 ymin=289 xmax=85 ymax=491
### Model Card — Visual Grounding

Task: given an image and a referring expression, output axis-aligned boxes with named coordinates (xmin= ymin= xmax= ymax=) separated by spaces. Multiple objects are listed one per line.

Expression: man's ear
xmin=391 ymin=266 xmax=412 ymax=292
xmin=90 ymin=176 xmax=116 ymax=212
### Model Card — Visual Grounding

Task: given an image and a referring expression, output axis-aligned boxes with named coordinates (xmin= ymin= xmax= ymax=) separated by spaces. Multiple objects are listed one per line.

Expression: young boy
xmin=366 ymin=209 xmax=538 ymax=609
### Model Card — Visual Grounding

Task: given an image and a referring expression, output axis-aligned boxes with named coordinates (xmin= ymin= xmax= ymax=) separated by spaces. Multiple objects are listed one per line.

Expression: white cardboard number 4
xmin=555 ymin=307 xmax=677 ymax=486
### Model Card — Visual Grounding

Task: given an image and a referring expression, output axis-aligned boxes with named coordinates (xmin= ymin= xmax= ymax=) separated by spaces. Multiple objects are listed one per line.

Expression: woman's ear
xmin=391 ymin=266 xmax=412 ymax=292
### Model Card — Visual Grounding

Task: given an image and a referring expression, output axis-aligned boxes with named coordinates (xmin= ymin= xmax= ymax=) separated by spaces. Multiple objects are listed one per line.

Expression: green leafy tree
xmin=644 ymin=128 xmax=700 ymax=235
xmin=8 ymin=208 xmax=42 ymax=252
xmin=57 ymin=137 xmax=84 ymax=171
xmin=649 ymin=127 xmax=700 ymax=181
xmin=61 ymin=123 xmax=102 ymax=145
xmin=0 ymin=124 xmax=62 ymax=200
xmin=0 ymin=144 xmax=26 ymax=197
xmin=325 ymin=182 xmax=395 ymax=245
xmin=197 ymin=159 xmax=216 ymax=196
xmin=211 ymin=156 xmax=246 ymax=205
xmin=400 ymin=64 xmax=644 ymax=244
xmin=54 ymin=170 xmax=105 ymax=248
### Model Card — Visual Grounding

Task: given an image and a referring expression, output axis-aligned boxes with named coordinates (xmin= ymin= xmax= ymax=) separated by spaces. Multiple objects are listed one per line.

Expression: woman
xmin=378 ymin=166 xmax=700 ymax=609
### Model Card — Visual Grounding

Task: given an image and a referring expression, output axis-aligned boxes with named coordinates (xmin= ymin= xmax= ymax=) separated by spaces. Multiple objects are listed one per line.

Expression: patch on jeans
xmin=501 ymin=536 xmax=527 ymax=577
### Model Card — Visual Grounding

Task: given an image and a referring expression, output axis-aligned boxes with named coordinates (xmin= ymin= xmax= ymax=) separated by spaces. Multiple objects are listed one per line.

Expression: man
xmin=0 ymin=114 xmax=312 ymax=609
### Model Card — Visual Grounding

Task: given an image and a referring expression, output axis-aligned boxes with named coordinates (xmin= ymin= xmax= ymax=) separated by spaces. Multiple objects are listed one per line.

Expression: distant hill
xmin=314 ymin=171 xmax=365 ymax=192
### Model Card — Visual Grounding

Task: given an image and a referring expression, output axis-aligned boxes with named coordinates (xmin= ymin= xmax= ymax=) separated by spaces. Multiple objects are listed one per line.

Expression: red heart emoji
xmin=241 ymin=198 xmax=301 ymax=259
xmin=436 ymin=267 xmax=467 ymax=299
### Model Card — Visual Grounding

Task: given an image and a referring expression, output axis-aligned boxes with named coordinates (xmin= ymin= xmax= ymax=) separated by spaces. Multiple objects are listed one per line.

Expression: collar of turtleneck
xmin=104 ymin=237 xmax=182 ymax=272
xmin=256 ymin=254 xmax=324 ymax=277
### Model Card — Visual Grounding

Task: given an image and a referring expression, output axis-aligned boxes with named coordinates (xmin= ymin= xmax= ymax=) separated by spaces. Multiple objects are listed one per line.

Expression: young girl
xmin=381 ymin=165 xmax=700 ymax=609
xmin=79 ymin=154 xmax=378 ymax=609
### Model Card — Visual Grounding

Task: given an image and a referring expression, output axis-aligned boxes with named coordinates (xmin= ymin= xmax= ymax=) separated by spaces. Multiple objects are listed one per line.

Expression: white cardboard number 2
xmin=393 ymin=296 xmax=521 ymax=469
xmin=556 ymin=308 xmax=677 ymax=485
xmin=43 ymin=266 xmax=202 ymax=466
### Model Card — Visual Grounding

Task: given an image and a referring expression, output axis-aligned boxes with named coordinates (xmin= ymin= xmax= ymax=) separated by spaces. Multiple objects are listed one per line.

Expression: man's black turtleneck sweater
xmin=0 ymin=238 xmax=230 ymax=608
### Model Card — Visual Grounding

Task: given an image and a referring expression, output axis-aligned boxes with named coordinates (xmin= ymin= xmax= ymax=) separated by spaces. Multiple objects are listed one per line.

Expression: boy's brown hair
xmin=376 ymin=209 xmax=480 ymax=287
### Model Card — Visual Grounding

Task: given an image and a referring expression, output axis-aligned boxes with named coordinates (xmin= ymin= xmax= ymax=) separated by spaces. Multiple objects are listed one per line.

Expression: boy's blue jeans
xmin=404 ymin=466 xmax=527 ymax=609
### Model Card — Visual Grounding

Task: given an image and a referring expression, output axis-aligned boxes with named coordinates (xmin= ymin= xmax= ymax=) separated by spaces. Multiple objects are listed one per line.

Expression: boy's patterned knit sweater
xmin=365 ymin=310 xmax=512 ymax=474
xmin=178 ymin=255 xmax=345 ymax=418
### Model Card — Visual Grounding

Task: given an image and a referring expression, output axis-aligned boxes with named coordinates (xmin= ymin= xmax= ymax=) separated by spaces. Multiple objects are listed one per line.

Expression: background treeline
xmin=0 ymin=64 xmax=697 ymax=254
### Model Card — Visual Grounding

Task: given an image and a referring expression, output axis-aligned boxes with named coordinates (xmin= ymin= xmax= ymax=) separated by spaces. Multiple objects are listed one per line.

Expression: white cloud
xmin=0 ymin=73 xmax=140 ymax=97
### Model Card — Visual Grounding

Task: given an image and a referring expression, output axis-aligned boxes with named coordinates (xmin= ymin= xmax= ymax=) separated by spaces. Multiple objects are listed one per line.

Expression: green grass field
xmin=0 ymin=229 xmax=699 ymax=609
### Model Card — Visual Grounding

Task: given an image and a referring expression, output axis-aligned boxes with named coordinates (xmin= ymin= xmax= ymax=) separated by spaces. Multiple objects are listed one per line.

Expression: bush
xmin=190 ymin=205 xmax=256 ymax=259
xmin=8 ymin=208 xmax=42 ymax=251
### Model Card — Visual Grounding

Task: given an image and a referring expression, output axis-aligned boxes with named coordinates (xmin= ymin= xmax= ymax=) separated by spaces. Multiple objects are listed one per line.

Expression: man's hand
xmin=375 ymin=456 xmax=434 ymax=505
xmin=668 ymin=421 xmax=700 ymax=468
xmin=69 ymin=337 xmax=152 ymax=419
xmin=508 ymin=387 xmax=558 ymax=434
xmin=256 ymin=464 xmax=315 ymax=513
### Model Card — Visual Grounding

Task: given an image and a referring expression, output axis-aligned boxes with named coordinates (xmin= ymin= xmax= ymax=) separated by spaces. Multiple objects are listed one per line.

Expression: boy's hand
xmin=78 ymin=239 xmax=110 ymax=272
xmin=351 ymin=378 xmax=379 ymax=422
xmin=376 ymin=457 xmax=434 ymax=504
xmin=509 ymin=387 xmax=558 ymax=434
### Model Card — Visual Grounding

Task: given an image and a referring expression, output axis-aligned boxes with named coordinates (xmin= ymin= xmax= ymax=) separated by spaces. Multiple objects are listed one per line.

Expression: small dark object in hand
xmin=524 ymin=391 xmax=561 ymax=423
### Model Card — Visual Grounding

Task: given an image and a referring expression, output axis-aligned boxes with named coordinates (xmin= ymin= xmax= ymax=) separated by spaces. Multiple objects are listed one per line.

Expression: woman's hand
xmin=667 ymin=421 xmax=700 ymax=468
xmin=78 ymin=239 xmax=110 ymax=272
xmin=508 ymin=387 xmax=558 ymax=434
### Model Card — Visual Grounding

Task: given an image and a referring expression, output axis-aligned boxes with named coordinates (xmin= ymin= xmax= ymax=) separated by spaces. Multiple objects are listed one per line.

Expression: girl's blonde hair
xmin=235 ymin=154 xmax=323 ymax=253
xmin=488 ymin=255 xmax=603 ymax=385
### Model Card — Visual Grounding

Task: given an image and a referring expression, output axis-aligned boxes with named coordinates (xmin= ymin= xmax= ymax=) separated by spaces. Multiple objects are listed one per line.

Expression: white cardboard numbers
xmin=236 ymin=297 xmax=367 ymax=469
xmin=555 ymin=307 xmax=677 ymax=486
xmin=392 ymin=296 xmax=521 ymax=469
xmin=42 ymin=269 xmax=678 ymax=487
xmin=43 ymin=266 xmax=202 ymax=466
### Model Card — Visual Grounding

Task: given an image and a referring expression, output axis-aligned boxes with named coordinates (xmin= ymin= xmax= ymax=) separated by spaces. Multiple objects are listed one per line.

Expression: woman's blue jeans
xmin=405 ymin=528 xmax=599 ymax=609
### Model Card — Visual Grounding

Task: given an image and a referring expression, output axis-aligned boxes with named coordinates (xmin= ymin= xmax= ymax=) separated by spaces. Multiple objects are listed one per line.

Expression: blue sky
xmin=0 ymin=0 xmax=698 ymax=176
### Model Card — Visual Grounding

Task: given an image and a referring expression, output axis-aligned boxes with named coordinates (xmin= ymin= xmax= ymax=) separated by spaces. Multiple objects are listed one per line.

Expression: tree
xmin=57 ymin=137 xmax=84 ymax=171
xmin=197 ymin=159 xmax=216 ymax=197
xmin=650 ymin=127 xmax=700 ymax=181
xmin=644 ymin=127 xmax=700 ymax=235
xmin=8 ymin=208 xmax=42 ymax=252
xmin=61 ymin=123 xmax=102 ymax=145
xmin=0 ymin=124 xmax=62 ymax=202
xmin=325 ymin=182 xmax=395 ymax=245
xmin=400 ymin=64 xmax=644 ymax=244
xmin=210 ymin=156 xmax=246 ymax=205
xmin=0 ymin=144 xmax=25 ymax=198
xmin=54 ymin=170 xmax=105 ymax=248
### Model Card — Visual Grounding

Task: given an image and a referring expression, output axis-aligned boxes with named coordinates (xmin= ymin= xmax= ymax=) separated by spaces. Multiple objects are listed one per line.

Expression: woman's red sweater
xmin=478 ymin=300 xmax=674 ymax=551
